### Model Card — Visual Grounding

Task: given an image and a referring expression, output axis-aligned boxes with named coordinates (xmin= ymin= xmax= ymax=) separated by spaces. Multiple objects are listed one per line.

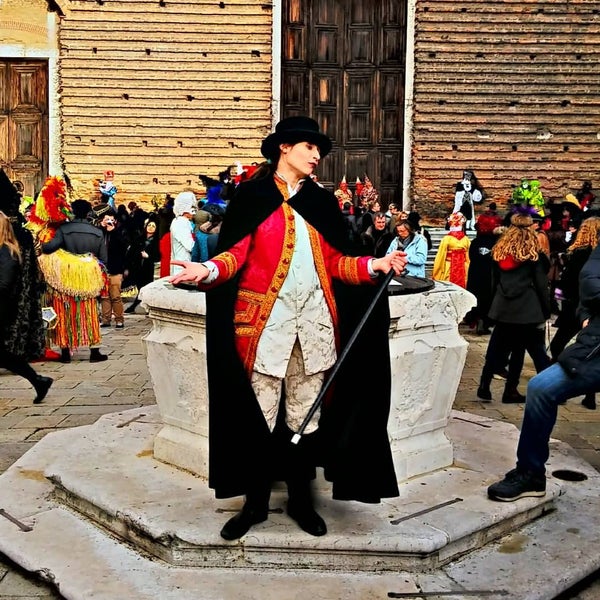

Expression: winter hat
xmin=260 ymin=116 xmax=332 ymax=161
xmin=173 ymin=191 xmax=197 ymax=216
xmin=92 ymin=202 xmax=113 ymax=220
xmin=564 ymin=193 xmax=581 ymax=209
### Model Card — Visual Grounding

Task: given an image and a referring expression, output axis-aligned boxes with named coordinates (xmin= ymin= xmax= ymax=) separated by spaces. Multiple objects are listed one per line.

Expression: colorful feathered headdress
xmin=26 ymin=176 xmax=72 ymax=243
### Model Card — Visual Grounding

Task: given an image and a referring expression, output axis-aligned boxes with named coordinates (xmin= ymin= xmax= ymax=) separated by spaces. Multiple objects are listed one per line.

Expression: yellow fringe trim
xmin=39 ymin=249 xmax=104 ymax=298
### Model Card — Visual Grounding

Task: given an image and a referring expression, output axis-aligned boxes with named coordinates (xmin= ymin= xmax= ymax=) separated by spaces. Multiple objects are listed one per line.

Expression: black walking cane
xmin=291 ymin=269 xmax=396 ymax=445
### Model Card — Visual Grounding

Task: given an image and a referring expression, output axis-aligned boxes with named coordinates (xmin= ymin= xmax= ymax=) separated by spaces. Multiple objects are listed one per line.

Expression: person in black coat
xmin=465 ymin=212 xmax=503 ymax=334
xmin=549 ymin=216 xmax=600 ymax=408
xmin=168 ymin=116 xmax=407 ymax=541
xmin=360 ymin=212 xmax=395 ymax=258
xmin=0 ymin=209 xmax=52 ymax=403
xmin=477 ymin=211 xmax=551 ymax=404
xmin=124 ymin=217 xmax=161 ymax=313
xmin=488 ymin=240 xmax=600 ymax=501
xmin=98 ymin=211 xmax=130 ymax=328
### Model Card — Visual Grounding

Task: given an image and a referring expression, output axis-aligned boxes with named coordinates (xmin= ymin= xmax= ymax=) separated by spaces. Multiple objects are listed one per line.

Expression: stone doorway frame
xmin=0 ymin=7 xmax=62 ymax=178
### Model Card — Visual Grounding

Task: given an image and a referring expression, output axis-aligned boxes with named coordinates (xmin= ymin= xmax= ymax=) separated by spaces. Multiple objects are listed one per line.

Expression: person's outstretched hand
xmin=168 ymin=261 xmax=210 ymax=284
xmin=371 ymin=250 xmax=407 ymax=276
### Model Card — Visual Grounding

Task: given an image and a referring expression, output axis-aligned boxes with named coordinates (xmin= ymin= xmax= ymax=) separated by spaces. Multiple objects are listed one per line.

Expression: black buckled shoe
xmin=287 ymin=500 xmax=327 ymax=537
xmin=220 ymin=506 xmax=269 ymax=541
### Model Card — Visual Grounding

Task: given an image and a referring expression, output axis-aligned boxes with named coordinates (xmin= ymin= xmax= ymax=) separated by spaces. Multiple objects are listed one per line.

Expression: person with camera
xmin=99 ymin=211 xmax=129 ymax=329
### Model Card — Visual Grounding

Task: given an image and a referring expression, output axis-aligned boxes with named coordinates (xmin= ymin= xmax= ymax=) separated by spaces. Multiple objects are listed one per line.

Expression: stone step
xmin=1 ymin=406 xmax=600 ymax=598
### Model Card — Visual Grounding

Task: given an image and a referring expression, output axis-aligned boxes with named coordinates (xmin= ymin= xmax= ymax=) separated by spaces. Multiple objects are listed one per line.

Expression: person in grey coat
xmin=488 ymin=240 xmax=600 ymax=502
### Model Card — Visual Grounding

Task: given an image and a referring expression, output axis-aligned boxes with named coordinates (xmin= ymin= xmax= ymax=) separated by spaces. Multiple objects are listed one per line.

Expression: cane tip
xmin=291 ymin=433 xmax=301 ymax=445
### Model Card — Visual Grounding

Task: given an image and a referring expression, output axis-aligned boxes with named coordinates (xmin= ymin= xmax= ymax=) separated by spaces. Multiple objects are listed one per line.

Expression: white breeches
xmin=251 ymin=338 xmax=325 ymax=435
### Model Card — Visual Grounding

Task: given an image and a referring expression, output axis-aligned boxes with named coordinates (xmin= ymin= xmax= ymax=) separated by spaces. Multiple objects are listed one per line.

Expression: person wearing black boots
xmin=42 ymin=199 xmax=109 ymax=363
xmin=169 ymin=116 xmax=406 ymax=541
xmin=477 ymin=209 xmax=551 ymax=403
xmin=0 ymin=207 xmax=52 ymax=404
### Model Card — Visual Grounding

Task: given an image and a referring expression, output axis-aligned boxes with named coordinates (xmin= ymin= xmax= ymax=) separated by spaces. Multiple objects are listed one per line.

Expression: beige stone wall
xmin=55 ymin=0 xmax=273 ymax=205
xmin=411 ymin=0 xmax=600 ymax=220
xmin=0 ymin=0 xmax=50 ymax=47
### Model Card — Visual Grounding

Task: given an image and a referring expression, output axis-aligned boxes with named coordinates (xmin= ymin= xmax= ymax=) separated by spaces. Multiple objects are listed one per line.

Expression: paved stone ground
xmin=1 ymin=313 xmax=599 ymax=599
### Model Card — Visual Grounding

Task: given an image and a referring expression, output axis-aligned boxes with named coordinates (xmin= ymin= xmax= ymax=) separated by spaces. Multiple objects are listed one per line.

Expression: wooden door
xmin=282 ymin=0 xmax=406 ymax=207
xmin=0 ymin=60 xmax=48 ymax=198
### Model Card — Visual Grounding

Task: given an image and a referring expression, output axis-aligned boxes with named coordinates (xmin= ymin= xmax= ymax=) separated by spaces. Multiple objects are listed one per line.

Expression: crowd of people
xmin=0 ymin=165 xmax=233 ymax=400
xmin=436 ymin=176 xmax=600 ymax=504
xmin=2 ymin=113 xmax=599 ymax=520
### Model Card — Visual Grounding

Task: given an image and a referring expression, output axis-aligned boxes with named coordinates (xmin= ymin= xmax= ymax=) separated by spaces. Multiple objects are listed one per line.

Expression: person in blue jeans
xmin=488 ymin=242 xmax=600 ymax=501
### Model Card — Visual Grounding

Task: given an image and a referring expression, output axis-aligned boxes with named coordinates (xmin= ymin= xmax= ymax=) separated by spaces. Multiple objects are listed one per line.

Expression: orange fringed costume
xmin=30 ymin=178 xmax=104 ymax=349
xmin=432 ymin=212 xmax=471 ymax=288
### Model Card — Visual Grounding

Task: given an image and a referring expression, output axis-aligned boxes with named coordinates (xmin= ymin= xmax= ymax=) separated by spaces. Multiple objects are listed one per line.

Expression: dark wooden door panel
xmin=282 ymin=0 xmax=407 ymax=205
xmin=0 ymin=60 xmax=48 ymax=197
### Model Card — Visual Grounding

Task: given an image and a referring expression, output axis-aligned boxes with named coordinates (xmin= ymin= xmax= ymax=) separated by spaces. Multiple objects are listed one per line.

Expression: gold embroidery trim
xmin=216 ymin=251 xmax=237 ymax=279
xmin=308 ymin=226 xmax=339 ymax=336
xmin=274 ymin=175 xmax=290 ymax=201
xmin=241 ymin=203 xmax=295 ymax=375
xmin=338 ymin=256 xmax=361 ymax=285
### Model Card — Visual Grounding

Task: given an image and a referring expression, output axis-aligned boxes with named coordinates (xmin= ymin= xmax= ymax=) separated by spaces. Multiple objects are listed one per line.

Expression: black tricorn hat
xmin=260 ymin=116 xmax=332 ymax=161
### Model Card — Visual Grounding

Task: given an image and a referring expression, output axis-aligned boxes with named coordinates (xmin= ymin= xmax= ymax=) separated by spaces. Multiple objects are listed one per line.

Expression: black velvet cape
xmin=206 ymin=174 xmax=399 ymax=502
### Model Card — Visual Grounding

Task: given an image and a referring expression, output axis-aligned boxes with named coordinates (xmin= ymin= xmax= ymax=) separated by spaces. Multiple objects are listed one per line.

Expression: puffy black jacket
xmin=42 ymin=219 xmax=107 ymax=264
xmin=558 ymin=245 xmax=600 ymax=375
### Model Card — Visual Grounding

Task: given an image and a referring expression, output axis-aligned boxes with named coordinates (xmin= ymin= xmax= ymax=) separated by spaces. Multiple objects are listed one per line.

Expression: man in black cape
xmin=170 ymin=116 xmax=406 ymax=540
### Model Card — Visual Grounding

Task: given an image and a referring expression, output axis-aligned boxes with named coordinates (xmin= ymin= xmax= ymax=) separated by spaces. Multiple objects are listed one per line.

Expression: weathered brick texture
xmin=56 ymin=0 xmax=273 ymax=203
xmin=412 ymin=0 xmax=600 ymax=221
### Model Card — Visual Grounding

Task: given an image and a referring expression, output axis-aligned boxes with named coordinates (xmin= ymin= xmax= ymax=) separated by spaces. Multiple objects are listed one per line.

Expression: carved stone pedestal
xmin=139 ymin=278 xmax=475 ymax=483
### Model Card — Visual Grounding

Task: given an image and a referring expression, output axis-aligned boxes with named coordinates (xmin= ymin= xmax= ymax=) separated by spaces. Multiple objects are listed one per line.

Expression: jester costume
xmin=32 ymin=180 xmax=106 ymax=350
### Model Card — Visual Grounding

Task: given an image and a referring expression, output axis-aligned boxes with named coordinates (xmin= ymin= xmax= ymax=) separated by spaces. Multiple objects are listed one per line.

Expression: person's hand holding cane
xmin=371 ymin=250 xmax=407 ymax=277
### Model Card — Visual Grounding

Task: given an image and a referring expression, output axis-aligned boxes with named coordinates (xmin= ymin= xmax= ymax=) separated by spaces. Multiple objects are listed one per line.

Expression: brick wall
xmin=411 ymin=0 xmax=600 ymax=221
xmin=57 ymin=0 xmax=273 ymax=204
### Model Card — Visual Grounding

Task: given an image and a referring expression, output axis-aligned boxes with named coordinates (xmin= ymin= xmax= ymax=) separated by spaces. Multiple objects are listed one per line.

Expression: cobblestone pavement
xmin=0 ymin=314 xmax=599 ymax=599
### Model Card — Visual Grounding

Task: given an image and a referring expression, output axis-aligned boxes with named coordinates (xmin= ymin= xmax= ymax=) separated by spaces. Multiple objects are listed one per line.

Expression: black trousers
xmin=0 ymin=350 xmax=38 ymax=385
xmin=481 ymin=322 xmax=550 ymax=389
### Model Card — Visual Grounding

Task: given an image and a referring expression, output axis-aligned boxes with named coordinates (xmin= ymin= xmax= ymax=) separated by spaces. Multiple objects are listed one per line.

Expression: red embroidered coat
xmin=203 ymin=174 xmax=399 ymax=504
xmin=202 ymin=177 xmax=373 ymax=375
